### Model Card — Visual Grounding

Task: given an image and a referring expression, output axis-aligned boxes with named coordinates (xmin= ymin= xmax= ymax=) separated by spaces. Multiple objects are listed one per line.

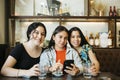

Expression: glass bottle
xmin=63 ymin=3 xmax=68 ymax=13
xmin=59 ymin=5 xmax=63 ymax=16
xmin=89 ymin=33 xmax=94 ymax=46
xmin=55 ymin=7 xmax=58 ymax=16
xmin=94 ymin=33 xmax=100 ymax=47
xmin=44 ymin=5 xmax=48 ymax=15
xmin=49 ymin=8 xmax=53 ymax=16
xmin=108 ymin=30 xmax=113 ymax=48
xmin=85 ymin=31 xmax=89 ymax=42
xmin=109 ymin=6 xmax=113 ymax=16
xmin=113 ymin=6 xmax=117 ymax=16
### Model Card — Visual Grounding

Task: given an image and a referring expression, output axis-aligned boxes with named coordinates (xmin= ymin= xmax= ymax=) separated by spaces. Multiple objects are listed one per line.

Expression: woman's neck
xmin=27 ymin=41 xmax=37 ymax=49
xmin=24 ymin=41 xmax=42 ymax=58
xmin=54 ymin=46 xmax=66 ymax=51
xmin=74 ymin=46 xmax=82 ymax=53
xmin=24 ymin=41 xmax=42 ymax=53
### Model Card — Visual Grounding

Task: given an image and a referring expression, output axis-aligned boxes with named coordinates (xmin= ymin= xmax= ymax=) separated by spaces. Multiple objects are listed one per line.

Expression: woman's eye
xmin=71 ymin=36 xmax=75 ymax=38
xmin=41 ymin=33 xmax=45 ymax=36
xmin=33 ymin=30 xmax=39 ymax=34
xmin=34 ymin=30 xmax=45 ymax=36
xmin=59 ymin=36 xmax=62 ymax=38
xmin=65 ymin=37 xmax=68 ymax=40
xmin=77 ymin=36 xmax=81 ymax=38
xmin=35 ymin=31 xmax=39 ymax=34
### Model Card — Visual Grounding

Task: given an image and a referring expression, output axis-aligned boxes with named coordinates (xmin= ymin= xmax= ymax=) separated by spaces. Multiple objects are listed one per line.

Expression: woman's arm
xmin=64 ymin=49 xmax=83 ymax=76
xmin=1 ymin=56 xmax=40 ymax=77
xmin=88 ymin=50 xmax=100 ymax=73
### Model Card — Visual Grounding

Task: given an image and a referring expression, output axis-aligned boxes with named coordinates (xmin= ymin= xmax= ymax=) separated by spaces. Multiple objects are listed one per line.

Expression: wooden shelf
xmin=9 ymin=16 xmax=120 ymax=22
xmin=9 ymin=15 xmax=120 ymax=19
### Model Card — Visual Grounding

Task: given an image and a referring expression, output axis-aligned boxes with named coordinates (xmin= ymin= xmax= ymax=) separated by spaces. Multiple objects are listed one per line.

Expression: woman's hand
xmin=64 ymin=64 xmax=80 ymax=76
xmin=49 ymin=60 xmax=63 ymax=72
xmin=90 ymin=63 xmax=99 ymax=76
xmin=23 ymin=64 xmax=40 ymax=77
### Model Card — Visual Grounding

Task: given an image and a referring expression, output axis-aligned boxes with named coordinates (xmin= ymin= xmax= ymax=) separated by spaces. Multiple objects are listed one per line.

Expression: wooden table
xmin=0 ymin=72 xmax=120 ymax=80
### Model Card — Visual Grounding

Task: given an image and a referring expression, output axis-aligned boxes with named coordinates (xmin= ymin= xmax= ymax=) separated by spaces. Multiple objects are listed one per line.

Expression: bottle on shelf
xmin=63 ymin=3 xmax=68 ymax=13
xmin=109 ymin=6 xmax=113 ymax=16
xmin=108 ymin=30 xmax=113 ymax=48
xmin=113 ymin=6 xmax=117 ymax=16
xmin=89 ymin=33 xmax=94 ymax=46
xmin=94 ymin=33 xmax=100 ymax=47
xmin=59 ymin=5 xmax=63 ymax=15
xmin=49 ymin=8 xmax=53 ymax=16
xmin=55 ymin=7 xmax=58 ymax=16
xmin=44 ymin=5 xmax=48 ymax=15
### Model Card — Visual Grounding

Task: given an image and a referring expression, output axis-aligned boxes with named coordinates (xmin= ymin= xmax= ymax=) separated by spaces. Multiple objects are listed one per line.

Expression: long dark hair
xmin=68 ymin=27 xmax=89 ymax=47
xmin=48 ymin=26 xmax=69 ymax=48
xmin=26 ymin=22 xmax=47 ymax=41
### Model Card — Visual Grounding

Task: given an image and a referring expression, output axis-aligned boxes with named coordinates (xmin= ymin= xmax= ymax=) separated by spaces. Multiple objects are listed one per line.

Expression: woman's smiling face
xmin=30 ymin=26 xmax=46 ymax=46
xmin=70 ymin=31 xmax=81 ymax=48
xmin=53 ymin=31 xmax=68 ymax=50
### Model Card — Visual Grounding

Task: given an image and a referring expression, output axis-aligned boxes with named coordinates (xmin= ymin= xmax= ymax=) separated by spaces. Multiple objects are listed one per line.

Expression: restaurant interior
xmin=0 ymin=0 xmax=120 ymax=79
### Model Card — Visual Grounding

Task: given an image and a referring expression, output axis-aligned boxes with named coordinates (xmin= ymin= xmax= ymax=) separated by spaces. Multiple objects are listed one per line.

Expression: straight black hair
xmin=48 ymin=26 xmax=69 ymax=48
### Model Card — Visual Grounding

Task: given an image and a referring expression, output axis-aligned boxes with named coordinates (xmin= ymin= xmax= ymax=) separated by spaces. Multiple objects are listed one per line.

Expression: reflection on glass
xmin=14 ymin=0 xmax=85 ymax=16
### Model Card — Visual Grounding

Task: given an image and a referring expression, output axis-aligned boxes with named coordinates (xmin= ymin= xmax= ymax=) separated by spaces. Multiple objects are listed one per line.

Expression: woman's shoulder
xmin=41 ymin=47 xmax=53 ymax=53
xmin=66 ymin=46 xmax=78 ymax=54
xmin=66 ymin=46 xmax=76 ymax=51
xmin=12 ymin=44 xmax=24 ymax=51
xmin=10 ymin=44 xmax=24 ymax=58
xmin=41 ymin=47 xmax=46 ymax=52
xmin=43 ymin=47 xmax=54 ymax=51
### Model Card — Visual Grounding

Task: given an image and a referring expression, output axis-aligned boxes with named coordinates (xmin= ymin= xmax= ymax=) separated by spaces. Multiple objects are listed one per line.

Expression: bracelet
xmin=17 ymin=69 xmax=20 ymax=77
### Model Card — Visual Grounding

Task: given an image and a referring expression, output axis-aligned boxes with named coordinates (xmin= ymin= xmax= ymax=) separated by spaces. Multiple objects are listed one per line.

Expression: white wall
xmin=0 ymin=0 xmax=5 ymax=44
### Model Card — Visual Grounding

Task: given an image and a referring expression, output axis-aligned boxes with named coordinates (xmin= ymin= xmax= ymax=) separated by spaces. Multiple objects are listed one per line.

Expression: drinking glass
xmin=52 ymin=67 xmax=63 ymax=77
xmin=39 ymin=64 xmax=48 ymax=79
xmin=83 ymin=63 xmax=92 ymax=79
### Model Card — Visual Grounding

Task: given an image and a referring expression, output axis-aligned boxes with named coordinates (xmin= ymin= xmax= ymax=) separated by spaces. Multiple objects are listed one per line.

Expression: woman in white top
xmin=40 ymin=26 xmax=83 ymax=76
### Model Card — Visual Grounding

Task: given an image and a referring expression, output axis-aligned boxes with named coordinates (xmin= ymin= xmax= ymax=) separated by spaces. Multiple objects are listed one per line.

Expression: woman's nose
xmin=74 ymin=37 xmax=78 ymax=40
xmin=38 ymin=34 xmax=42 ymax=39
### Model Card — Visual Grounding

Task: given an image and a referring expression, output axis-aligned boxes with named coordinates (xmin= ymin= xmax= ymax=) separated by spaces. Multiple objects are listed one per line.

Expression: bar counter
xmin=0 ymin=72 xmax=120 ymax=80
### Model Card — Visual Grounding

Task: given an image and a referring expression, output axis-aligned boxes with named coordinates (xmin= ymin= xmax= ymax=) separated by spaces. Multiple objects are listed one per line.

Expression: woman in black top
xmin=1 ymin=22 xmax=47 ymax=77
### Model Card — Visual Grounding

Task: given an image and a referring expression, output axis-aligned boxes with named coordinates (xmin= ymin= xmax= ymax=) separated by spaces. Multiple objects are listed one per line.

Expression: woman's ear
xmin=52 ymin=35 xmax=55 ymax=40
xmin=29 ymin=30 xmax=35 ymax=39
xmin=29 ymin=34 xmax=33 ymax=40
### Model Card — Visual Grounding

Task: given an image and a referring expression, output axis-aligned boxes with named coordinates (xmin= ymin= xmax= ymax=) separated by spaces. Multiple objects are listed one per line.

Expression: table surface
xmin=0 ymin=72 xmax=120 ymax=80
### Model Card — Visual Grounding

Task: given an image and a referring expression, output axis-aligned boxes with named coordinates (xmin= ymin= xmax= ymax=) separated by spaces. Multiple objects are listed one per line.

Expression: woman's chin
xmin=91 ymin=73 xmax=98 ymax=76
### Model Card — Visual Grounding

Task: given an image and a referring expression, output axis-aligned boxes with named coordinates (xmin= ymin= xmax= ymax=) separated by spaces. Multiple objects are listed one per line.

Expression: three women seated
xmin=0 ymin=22 xmax=100 ymax=77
